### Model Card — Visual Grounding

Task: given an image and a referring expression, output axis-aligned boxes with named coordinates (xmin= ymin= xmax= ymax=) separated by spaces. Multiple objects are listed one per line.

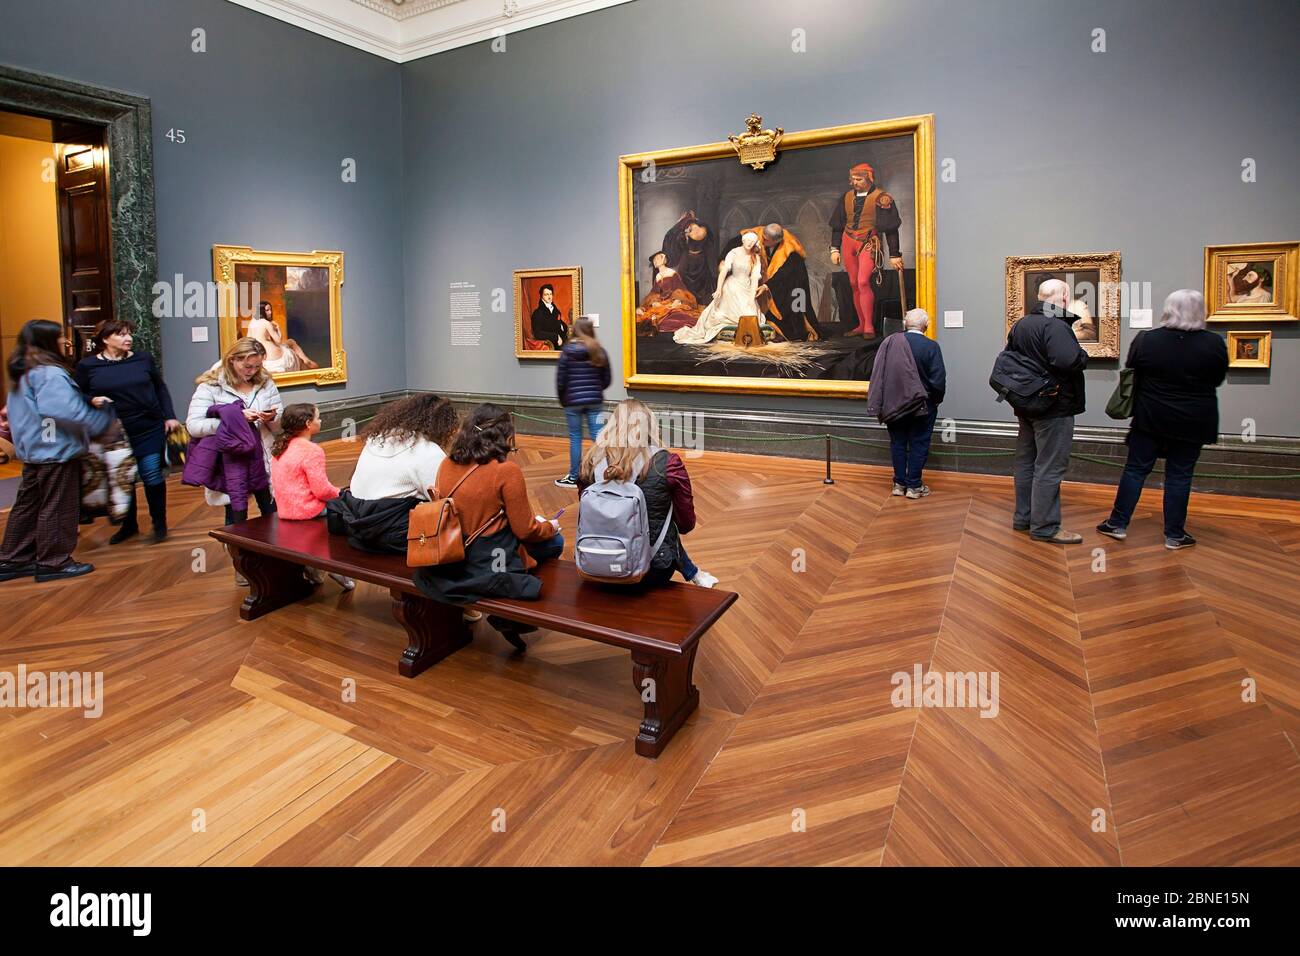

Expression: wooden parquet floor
xmin=2 ymin=435 xmax=1298 ymax=866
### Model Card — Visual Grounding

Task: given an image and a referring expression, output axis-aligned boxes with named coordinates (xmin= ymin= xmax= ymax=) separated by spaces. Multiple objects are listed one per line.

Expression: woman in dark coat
xmin=76 ymin=319 xmax=180 ymax=543
xmin=1097 ymin=290 xmax=1228 ymax=550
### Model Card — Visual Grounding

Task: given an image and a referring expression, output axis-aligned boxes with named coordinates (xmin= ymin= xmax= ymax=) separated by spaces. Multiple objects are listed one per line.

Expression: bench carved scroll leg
xmin=391 ymin=590 xmax=471 ymax=678
xmin=632 ymin=643 xmax=700 ymax=758
xmin=230 ymin=545 xmax=316 ymax=622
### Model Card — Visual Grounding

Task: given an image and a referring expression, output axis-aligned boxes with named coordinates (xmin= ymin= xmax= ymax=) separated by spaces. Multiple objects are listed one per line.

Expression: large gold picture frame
xmin=213 ymin=245 xmax=346 ymax=388
xmin=1204 ymin=241 xmax=1298 ymax=323
xmin=1005 ymin=252 xmax=1122 ymax=360
xmin=514 ymin=266 xmax=582 ymax=360
xmin=618 ymin=114 xmax=936 ymax=398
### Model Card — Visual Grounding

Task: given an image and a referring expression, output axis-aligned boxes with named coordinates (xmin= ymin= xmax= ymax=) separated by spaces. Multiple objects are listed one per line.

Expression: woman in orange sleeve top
xmin=413 ymin=404 xmax=561 ymax=647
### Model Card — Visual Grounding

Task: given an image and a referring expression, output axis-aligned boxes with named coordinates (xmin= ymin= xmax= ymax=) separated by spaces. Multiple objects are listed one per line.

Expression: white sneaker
xmin=463 ymin=609 xmax=484 ymax=623
xmin=891 ymin=483 xmax=906 ymax=496
xmin=328 ymin=573 xmax=356 ymax=591
xmin=690 ymin=570 xmax=718 ymax=588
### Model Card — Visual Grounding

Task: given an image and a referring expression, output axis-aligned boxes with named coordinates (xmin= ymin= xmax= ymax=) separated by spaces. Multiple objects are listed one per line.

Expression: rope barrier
xmin=346 ymin=408 xmax=1299 ymax=482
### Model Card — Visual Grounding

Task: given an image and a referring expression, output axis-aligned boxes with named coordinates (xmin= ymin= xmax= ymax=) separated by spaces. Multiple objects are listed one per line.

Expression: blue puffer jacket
xmin=556 ymin=341 xmax=611 ymax=408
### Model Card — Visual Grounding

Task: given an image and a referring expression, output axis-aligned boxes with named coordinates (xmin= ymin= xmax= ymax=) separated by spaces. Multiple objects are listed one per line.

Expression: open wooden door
xmin=52 ymin=120 xmax=113 ymax=356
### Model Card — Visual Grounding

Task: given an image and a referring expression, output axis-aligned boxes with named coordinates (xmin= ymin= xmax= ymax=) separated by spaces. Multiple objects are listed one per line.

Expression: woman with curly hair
xmin=327 ymin=393 xmax=460 ymax=555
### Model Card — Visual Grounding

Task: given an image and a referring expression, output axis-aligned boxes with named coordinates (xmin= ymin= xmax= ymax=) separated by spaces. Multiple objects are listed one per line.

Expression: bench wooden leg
xmin=231 ymin=546 xmax=315 ymax=621
xmin=391 ymin=590 xmax=471 ymax=678
xmin=631 ymin=644 xmax=700 ymax=758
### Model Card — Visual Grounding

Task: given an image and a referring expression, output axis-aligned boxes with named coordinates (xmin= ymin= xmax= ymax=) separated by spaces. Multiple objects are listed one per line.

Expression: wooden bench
xmin=210 ymin=515 xmax=737 ymax=757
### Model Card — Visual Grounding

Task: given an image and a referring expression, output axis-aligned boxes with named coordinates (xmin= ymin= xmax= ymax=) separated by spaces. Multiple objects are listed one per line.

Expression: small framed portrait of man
xmin=514 ymin=266 xmax=582 ymax=359
xmin=1226 ymin=329 xmax=1271 ymax=368
xmin=1204 ymin=241 xmax=1298 ymax=322
xmin=1005 ymin=252 xmax=1122 ymax=359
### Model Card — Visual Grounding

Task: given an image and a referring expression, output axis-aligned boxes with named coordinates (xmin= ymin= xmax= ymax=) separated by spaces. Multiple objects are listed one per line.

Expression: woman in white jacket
xmin=186 ymin=337 xmax=283 ymax=525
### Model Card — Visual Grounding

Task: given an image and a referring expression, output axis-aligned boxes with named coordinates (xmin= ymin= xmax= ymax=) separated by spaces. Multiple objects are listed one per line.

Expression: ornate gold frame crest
xmin=212 ymin=245 xmax=347 ymax=388
xmin=728 ymin=113 xmax=784 ymax=170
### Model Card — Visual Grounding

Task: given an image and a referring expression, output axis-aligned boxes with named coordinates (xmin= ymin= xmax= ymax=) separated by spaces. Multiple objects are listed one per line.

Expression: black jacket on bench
xmin=326 ymin=489 xmax=418 ymax=555
xmin=414 ymin=526 xmax=543 ymax=605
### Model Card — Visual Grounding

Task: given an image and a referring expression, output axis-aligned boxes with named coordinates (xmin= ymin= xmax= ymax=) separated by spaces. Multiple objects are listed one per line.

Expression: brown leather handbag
xmin=406 ymin=464 xmax=502 ymax=567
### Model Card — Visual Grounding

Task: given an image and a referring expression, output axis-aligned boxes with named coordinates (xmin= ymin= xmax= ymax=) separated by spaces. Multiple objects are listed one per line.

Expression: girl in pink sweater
xmin=270 ymin=403 xmax=353 ymax=591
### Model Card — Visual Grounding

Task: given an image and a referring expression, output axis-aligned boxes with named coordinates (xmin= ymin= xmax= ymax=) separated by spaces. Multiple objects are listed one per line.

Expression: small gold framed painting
xmin=1226 ymin=330 xmax=1271 ymax=368
xmin=212 ymin=245 xmax=347 ymax=387
xmin=514 ymin=266 xmax=582 ymax=359
xmin=1204 ymin=241 xmax=1298 ymax=323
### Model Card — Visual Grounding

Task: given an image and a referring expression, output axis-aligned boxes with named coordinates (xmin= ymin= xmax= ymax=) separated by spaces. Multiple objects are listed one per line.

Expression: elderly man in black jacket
xmin=1006 ymin=278 xmax=1088 ymax=543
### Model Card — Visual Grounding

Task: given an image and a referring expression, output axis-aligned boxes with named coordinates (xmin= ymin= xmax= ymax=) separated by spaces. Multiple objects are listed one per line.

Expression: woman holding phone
xmin=186 ymin=337 xmax=282 ymax=525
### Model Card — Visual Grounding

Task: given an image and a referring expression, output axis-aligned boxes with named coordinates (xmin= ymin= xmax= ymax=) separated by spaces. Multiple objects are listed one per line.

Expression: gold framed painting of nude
xmin=618 ymin=113 xmax=936 ymax=398
xmin=514 ymin=266 xmax=582 ymax=359
xmin=212 ymin=245 xmax=347 ymax=387
xmin=1204 ymin=241 xmax=1298 ymax=323
xmin=1004 ymin=252 xmax=1122 ymax=360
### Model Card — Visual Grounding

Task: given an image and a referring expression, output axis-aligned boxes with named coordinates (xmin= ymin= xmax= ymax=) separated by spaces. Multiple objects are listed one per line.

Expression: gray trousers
xmin=1013 ymin=415 xmax=1074 ymax=537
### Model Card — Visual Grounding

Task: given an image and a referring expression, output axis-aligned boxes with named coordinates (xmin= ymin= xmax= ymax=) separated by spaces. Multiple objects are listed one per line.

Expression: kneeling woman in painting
xmin=413 ymin=404 xmax=562 ymax=647
xmin=577 ymin=399 xmax=717 ymax=588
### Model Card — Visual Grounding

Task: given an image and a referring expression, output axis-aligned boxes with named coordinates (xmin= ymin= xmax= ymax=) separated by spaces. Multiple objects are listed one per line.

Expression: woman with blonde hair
xmin=186 ymin=336 xmax=282 ymax=526
xmin=578 ymin=399 xmax=716 ymax=587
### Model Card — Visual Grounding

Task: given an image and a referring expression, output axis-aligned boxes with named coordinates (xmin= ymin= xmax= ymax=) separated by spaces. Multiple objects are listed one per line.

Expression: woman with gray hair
xmin=1097 ymin=289 xmax=1228 ymax=549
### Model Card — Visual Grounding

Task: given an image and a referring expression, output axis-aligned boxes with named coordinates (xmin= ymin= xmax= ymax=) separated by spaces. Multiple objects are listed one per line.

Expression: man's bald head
xmin=1037 ymin=278 xmax=1070 ymax=309
xmin=763 ymin=223 xmax=784 ymax=244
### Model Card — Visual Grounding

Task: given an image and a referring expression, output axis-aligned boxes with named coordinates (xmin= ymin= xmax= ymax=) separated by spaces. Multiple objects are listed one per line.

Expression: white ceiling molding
xmin=224 ymin=0 xmax=634 ymax=62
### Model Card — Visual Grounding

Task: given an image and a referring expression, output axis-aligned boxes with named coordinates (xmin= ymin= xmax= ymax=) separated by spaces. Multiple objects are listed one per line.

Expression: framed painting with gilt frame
xmin=514 ymin=266 xmax=582 ymax=359
xmin=1204 ymin=241 xmax=1298 ymax=323
xmin=1226 ymin=329 xmax=1271 ymax=368
xmin=618 ymin=113 xmax=936 ymax=398
xmin=213 ymin=245 xmax=347 ymax=388
xmin=1005 ymin=252 xmax=1122 ymax=360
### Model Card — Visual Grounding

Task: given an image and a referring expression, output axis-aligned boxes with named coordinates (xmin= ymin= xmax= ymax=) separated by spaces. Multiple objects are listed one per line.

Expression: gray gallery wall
xmin=401 ymin=0 xmax=1300 ymax=436
xmin=0 ymin=0 xmax=405 ymax=405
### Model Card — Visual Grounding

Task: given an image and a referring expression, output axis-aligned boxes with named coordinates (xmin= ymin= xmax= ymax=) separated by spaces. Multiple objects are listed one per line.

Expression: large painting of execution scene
xmin=619 ymin=114 xmax=935 ymax=397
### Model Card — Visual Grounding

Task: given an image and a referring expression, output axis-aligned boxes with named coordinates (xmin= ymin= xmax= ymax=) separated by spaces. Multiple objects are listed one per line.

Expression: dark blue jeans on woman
xmin=564 ymin=405 xmax=603 ymax=478
xmin=1107 ymin=428 xmax=1202 ymax=539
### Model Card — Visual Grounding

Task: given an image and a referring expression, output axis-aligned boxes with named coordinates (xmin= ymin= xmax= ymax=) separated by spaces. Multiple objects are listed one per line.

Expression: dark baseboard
xmin=312 ymin=390 xmax=1300 ymax=500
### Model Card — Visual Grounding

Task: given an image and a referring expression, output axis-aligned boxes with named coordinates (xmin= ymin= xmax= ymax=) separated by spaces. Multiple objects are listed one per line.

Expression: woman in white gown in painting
xmin=672 ymin=231 xmax=764 ymax=345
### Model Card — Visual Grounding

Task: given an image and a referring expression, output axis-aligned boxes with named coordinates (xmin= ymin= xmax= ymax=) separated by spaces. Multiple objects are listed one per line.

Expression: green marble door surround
xmin=0 ymin=64 xmax=158 ymax=360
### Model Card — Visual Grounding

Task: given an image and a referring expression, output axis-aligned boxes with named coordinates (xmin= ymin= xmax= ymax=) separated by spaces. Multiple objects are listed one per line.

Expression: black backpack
xmin=989 ymin=348 xmax=1060 ymax=418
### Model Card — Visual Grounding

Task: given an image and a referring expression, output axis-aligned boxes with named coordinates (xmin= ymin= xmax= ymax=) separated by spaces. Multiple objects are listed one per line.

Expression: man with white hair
xmin=883 ymin=308 xmax=946 ymax=498
xmin=1005 ymin=278 xmax=1089 ymax=543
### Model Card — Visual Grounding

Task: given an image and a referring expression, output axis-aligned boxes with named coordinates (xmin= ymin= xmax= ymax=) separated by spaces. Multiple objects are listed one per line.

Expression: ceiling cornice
xmin=224 ymin=0 xmax=634 ymax=62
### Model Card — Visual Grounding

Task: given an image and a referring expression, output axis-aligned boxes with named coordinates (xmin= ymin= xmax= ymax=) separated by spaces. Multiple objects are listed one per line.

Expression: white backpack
xmin=575 ymin=451 xmax=673 ymax=584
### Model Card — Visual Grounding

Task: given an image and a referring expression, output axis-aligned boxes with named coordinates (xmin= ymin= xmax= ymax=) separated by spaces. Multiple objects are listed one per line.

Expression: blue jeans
xmin=564 ymin=405 xmax=603 ymax=478
xmin=1107 ymin=429 xmax=1202 ymax=539
xmin=136 ymin=451 xmax=166 ymax=487
xmin=886 ymin=407 xmax=937 ymax=489
xmin=678 ymin=544 xmax=698 ymax=581
xmin=526 ymin=532 xmax=564 ymax=562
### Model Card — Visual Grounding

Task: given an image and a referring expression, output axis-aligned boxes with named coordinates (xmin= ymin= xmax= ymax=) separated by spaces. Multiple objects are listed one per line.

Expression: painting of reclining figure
xmin=620 ymin=114 xmax=935 ymax=397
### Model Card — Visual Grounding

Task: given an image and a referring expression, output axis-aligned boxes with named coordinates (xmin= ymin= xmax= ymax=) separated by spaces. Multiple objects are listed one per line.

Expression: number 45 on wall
xmin=165 ymin=128 xmax=186 ymax=144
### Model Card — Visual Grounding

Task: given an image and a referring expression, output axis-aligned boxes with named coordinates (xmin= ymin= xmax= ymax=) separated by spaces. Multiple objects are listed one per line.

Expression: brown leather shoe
xmin=1032 ymin=530 xmax=1083 ymax=544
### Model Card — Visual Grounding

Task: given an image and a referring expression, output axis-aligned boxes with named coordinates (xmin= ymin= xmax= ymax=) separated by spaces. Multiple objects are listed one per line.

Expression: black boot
xmin=144 ymin=483 xmax=168 ymax=542
xmin=109 ymin=494 xmax=139 ymax=545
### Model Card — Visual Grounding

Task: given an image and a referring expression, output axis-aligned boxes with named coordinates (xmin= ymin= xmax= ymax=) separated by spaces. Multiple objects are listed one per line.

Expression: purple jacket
xmin=181 ymin=401 xmax=269 ymax=510
xmin=867 ymin=332 xmax=930 ymax=424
